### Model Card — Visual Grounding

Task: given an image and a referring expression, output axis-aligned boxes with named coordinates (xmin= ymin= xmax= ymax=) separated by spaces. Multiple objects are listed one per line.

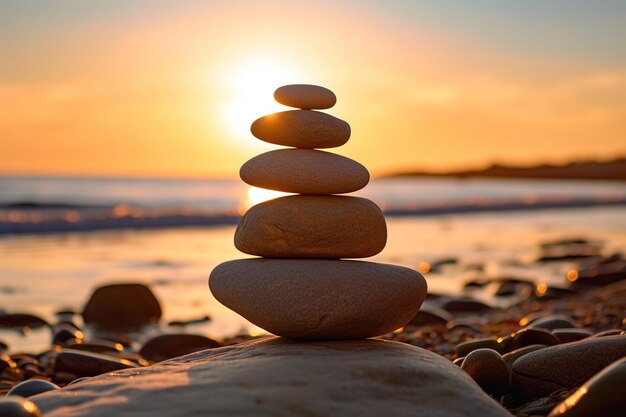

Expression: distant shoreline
xmin=383 ymin=157 xmax=626 ymax=181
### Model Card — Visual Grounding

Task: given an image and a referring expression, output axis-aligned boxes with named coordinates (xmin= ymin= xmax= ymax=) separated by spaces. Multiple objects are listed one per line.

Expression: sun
xmin=221 ymin=55 xmax=307 ymax=140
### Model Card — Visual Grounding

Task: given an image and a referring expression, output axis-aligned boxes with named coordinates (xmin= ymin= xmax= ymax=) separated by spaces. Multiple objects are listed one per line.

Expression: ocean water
xmin=2 ymin=175 xmax=626 ymax=233
xmin=1 ymin=175 xmax=625 ymax=352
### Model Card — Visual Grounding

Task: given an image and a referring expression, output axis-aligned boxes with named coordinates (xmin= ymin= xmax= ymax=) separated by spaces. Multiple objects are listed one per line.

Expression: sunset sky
xmin=1 ymin=0 xmax=625 ymax=178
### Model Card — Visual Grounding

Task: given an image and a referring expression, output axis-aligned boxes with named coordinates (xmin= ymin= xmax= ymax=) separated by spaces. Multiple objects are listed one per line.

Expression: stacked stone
xmin=210 ymin=84 xmax=427 ymax=340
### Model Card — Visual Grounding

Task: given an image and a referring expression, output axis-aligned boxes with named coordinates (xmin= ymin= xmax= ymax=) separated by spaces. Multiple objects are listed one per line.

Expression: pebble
xmin=82 ymin=283 xmax=162 ymax=330
xmin=240 ymin=149 xmax=369 ymax=195
xmin=235 ymin=196 xmax=386 ymax=258
xmin=408 ymin=307 xmax=452 ymax=328
xmin=461 ymin=348 xmax=510 ymax=397
xmin=547 ymin=357 xmax=626 ymax=417
xmin=0 ymin=314 xmax=49 ymax=330
xmin=51 ymin=325 xmax=84 ymax=346
xmin=7 ymin=379 xmax=59 ymax=397
xmin=529 ymin=315 xmax=577 ymax=330
xmin=502 ymin=345 xmax=547 ymax=369
xmin=250 ymin=110 xmax=350 ymax=149
xmin=139 ymin=334 xmax=221 ymax=362
xmin=512 ymin=335 xmax=626 ymax=400
xmin=509 ymin=328 xmax=560 ymax=351
xmin=572 ymin=258 xmax=626 ymax=287
xmin=552 ymin=328 xmax=592 ymax=344
xmin=441 ymin=298 xmax=493 ymax=313
xmin=456 ymin=338 xmax=502 ymax=357
xmin=274 ymin=84 xmax=337 ymax=109
xmin=54 ymin=349 xmax=138 ymax=378
xmin=64 ymin=341 xmax=123 ymax=355
xmin=0 ymin=396 xmax=42 ymax=416
xmin=590 ymin=329 xmax=623 ymax=338
xmin=209 ymin=259 xmax=427 ymax=339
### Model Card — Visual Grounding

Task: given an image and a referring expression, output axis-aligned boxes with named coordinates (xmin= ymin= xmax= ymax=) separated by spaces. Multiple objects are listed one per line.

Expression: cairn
xmin=210 ymin=84 xmax=426 ymax=339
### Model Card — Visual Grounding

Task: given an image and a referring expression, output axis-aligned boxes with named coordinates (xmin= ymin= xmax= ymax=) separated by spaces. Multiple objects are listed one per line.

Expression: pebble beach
xmin=1 ymin=84 xmax=625 ymax=416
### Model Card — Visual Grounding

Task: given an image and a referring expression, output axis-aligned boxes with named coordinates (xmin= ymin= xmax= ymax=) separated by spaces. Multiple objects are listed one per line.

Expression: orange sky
xmin=1 ymin=1 xmax=625 ymax=178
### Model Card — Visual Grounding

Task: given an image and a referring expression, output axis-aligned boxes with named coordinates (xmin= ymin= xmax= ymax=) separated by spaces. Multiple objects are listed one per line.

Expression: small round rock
xmin=274 ymin=84 xmax=337 ymax=109
xmin=7 ymin=379 xmax=59 ymax=397
xmin=461 ymin=348 xmax=510 ymax=397
xmin=0 ymin=396 xmax=42 ymax=416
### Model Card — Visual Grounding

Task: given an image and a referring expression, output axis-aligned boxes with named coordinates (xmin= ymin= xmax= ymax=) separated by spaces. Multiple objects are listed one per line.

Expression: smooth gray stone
xmin=209 ymin=259 xmax=426 ymax=339
xmin=33 ymin=337 xmax=511 ymax=417
xmin=512 ymin=335 xmax=626 ymax=400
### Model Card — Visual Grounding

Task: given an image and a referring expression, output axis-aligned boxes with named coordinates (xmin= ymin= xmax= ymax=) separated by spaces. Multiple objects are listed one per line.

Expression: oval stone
xmin=209 ymin=259 xmax=427 ymax=339
xmin=250 ymin=110 xmax=350 ymax=149
xmin=512 ymin=335 xmax=626 ymax=400
xmin=461 ymin=348 xmax=510 ymax=397
xmin=7 ymin=380 xmax=59 ymax=398
xmin=235 ymin=196 xmax=386 ymax=258
xmin=139 ymin=334 xmax=222 ymax=363
xmin=274 ymin=84 xmax=337 ymax=109
xmin=240 ymin=149 xmax=369 ymax=194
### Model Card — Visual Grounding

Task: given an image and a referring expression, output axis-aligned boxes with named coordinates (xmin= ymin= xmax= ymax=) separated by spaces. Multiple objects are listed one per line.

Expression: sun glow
xmin=221 ymin=55 xmax=307 ymax=140
xmin=246 ymin=186 xmax=290 ymax=208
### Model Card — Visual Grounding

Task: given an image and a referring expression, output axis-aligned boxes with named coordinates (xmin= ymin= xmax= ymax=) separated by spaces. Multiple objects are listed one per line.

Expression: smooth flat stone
xmin=235 ymin=195 xmax=386 ymax=258
xmin=250 ymin=110 xmax=350 ymax=148
xmin=240 ymin=149 xmax=369 ymax=194
xmin=548 ymin=357 xmax=626 ymax=417
xmin=54 ymin=349 xmax=138 ymax=378
xmin=512 ymin=335 xmax=626 ymax=400
xmin=32 ymin=337 xmax=511 ymax=417
xmin=274 ymin=84 xmax=336 ymax=109
xmin=209 ymin=259 xmax=426 ymax=339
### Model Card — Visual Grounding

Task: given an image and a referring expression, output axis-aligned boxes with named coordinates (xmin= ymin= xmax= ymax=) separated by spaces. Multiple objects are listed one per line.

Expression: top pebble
xmin=274 ymin=84 xmax=337 ymax=110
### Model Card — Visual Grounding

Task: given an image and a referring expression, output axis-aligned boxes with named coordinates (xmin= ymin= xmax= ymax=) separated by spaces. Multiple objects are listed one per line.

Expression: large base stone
xmin=209 ymin=259 xmax=426 ymax=339
xmin=33 ymin=337 xmax=510 ymax=417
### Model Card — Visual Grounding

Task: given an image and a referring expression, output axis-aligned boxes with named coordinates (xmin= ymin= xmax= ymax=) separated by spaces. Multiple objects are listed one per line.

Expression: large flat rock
xmin=32 ymin=337 xmax=510 ymax=417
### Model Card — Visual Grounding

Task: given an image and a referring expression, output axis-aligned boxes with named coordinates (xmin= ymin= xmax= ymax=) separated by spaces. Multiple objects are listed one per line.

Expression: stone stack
xmin=209 ymin=84 xmax=427 ymax=340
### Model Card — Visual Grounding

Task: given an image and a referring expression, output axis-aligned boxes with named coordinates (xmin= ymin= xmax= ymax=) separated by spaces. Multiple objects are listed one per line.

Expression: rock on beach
xmin=240 ymin=149 xmax=369 ymax=194
xmin=209 ymin=259 xmax=426 ymax=339
xmin=512 ymin=335 xmax=626 ymax=399
xmin=250 ymin=110 xmax=351 ymax=148
xmin=32 ymin=337 xmax=511 ymax=417
xmin=235 ymin=195 xmax=387 ymax=258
